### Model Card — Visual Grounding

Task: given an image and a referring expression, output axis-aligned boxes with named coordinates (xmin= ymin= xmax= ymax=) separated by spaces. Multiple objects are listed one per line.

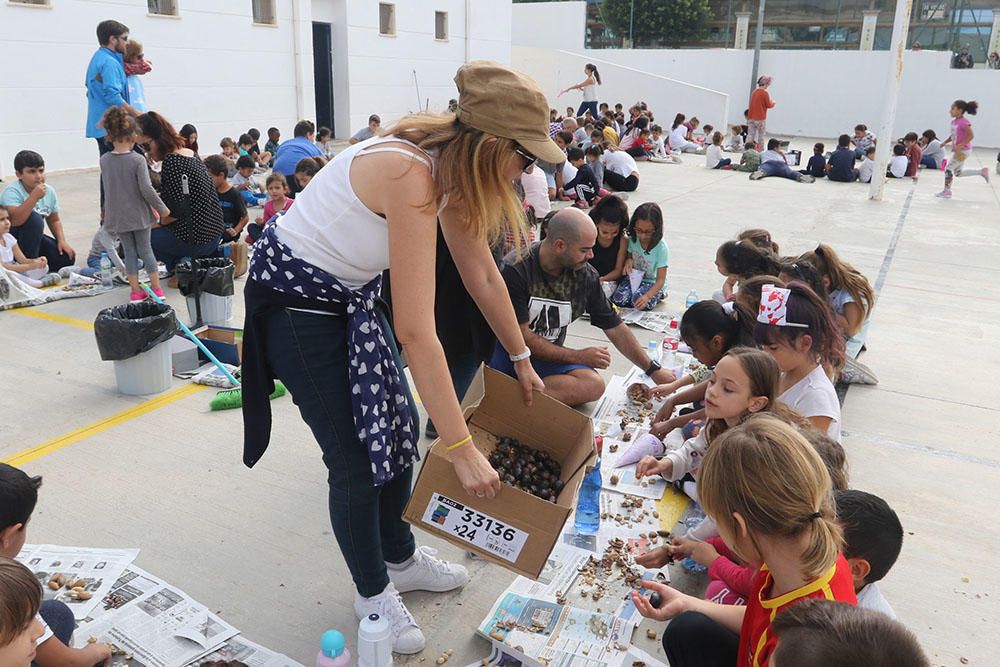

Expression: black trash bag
xmin=94 ymin=301 xmax=177 ymax=361
xmin=176 ymin=258 xmax=235 ymax=297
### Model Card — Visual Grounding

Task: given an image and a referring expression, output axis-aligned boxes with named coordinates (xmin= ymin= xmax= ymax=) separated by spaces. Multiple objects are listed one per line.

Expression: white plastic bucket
xmin=113 ymin=341 xmax=172 ymax=395
xmin=185 ymin=293 xmax=233 ymax=326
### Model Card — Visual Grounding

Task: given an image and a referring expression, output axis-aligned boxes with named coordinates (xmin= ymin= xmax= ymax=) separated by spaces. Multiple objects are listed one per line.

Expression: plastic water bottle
xmin=685 ymin=289 xmax=699 ymax=309
xmin=357 ymin=613 xmax=393 ymax=667
xmin=574 ymin=436 xmax=603 ymax=535
xmin=99 ymin=253 xmax=113 ymax=288
xmin=317 ymin=629 xmax=351 ymax=667
xmin=682 ymin=514 xmax=709 ymax=573
xmin=647 ymin=340 xmax=661 ymax=364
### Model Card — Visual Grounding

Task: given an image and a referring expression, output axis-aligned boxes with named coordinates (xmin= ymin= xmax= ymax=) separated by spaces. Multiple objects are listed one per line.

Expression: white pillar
xmin=291 ymin=0 xmax=316 ymax=122
xmin=870 ymin=0 xmax=913 ymax=201
xmin=735 ymin=12 xmax=751 ymax=49
xmin=989 ymin=9 xmax=1000 ymax=58
xmin=860 ymin=10 xmax=879 ymax=51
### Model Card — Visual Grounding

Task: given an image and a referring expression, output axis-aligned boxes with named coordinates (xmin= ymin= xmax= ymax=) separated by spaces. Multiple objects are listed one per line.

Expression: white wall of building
xmin=512 ymin=0 xmax=586 ymax=52
xmin=512 ymin=2 xmax=1000 ymax=147
xmin=0 ymin=0 xmax=310 ymax=177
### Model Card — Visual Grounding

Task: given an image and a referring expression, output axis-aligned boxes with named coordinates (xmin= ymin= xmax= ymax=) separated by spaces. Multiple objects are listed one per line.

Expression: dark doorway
xmin=312 ymin=22 xmax=334 ymax=132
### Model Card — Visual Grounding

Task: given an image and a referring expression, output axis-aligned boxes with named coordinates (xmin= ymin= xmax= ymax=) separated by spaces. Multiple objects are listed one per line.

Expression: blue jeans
xmin=150 ymin=227 xmax=221 ymax=272
xmin=9 ymin=210 xmax=74 ymax=271
xmin=489 ymin=342 xmax=590 ymax=380
xmin=759 ymin=160 xmax=800 ymax=180
xmin=920 ymin=155 xmax=938 ymax=169
xmin=611 ymin=277 xmax=664 ymax=310
xmin=32 ymin=600 xmax=75 ymax=666
xmin=577 ymin=101 xmax=599 ymax=119
xmin=262 ymin=307 xmax=418 ymax=597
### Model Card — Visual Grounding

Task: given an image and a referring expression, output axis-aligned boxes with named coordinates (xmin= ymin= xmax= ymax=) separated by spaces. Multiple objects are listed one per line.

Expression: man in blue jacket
xmin=86 ymin=19 xmax=139 ymax=207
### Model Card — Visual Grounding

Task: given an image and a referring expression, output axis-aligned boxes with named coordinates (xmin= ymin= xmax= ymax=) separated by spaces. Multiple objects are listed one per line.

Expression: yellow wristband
xmin=446 ymin=435 xmax=473 ymax=451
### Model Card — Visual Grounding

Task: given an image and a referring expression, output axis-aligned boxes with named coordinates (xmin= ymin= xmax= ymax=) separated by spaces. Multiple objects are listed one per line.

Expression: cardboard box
xmin=193 ymin=326 xmax=243 ymax=366
xmin=404 ymin=367 xmax=596 ymax=579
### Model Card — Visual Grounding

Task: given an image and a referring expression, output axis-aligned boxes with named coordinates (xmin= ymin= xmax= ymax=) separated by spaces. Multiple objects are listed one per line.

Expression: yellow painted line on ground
xmin=10 ymin=308 xmax=94 ymax=331
xmin=657 ymin=487 xmax=691 ymax=533
xmin=3 ymin=384 xmax=207 ymax=467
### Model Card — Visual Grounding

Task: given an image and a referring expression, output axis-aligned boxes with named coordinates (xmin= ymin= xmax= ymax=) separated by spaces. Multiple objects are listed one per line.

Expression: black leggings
xmin=663 ymin=611 xmax=740 ymax=667
xmin=603 ymin=171 xmax=639 ymax=192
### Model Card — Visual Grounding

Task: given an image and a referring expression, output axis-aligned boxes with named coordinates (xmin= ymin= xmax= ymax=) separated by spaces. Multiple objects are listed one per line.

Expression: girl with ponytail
xmin=798 ymin=243 xmax=874 ymax=358
xmin=631 ymin=414 xmax=856 ymax=667
xmin=559 ymin=64 xmax=602 ymax=120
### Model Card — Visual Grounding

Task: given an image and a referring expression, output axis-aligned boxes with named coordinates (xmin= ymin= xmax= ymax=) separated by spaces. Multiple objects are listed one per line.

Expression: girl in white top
xmin=668 ymin=113 xmax=704 ymax=153
xmin=754 ymin=283 xmax=844 ymax=440
xmin=704 ymin=131 xmax=732 ymax=169
xmin=559 ymin=64 xmax=602 ymax=120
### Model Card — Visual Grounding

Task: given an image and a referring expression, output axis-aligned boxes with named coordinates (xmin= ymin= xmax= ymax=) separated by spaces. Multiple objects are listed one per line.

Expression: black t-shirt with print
xmin=502 ymin=243 xmax=621 ymax=347
xmin=216 ymin=187 xmax=247 ymax=230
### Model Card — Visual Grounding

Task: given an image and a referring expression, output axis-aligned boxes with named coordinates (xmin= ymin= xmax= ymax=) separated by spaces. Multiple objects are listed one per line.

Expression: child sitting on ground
xmin=611 ymin=203 xmax=668 ymax=310
xmin=350 ymin=114 xmax=381 ymax=144
xmin=588 ymin=195 xmax=628 ymax=283
xmin=560 ymin=147 xmax=601 ymax=208
xmin=714 ymin=238 xmax=781 ymax=301
xmin=770 ymin=599 xmax=929 ymax=666
xmin=582 ymin=129 xmax=603 ymax=151
xmin=736 ymin=142 xmax=761 ymax=172
xmin=0 ymin=150 xmax=76 ymax=271
xmin=851 ymin=123 xmax=877 ymax=158
xmin=218 ymin=137 xmax=239 ymax=177
xmin=800 ymin=142 xmax=827 ymax=179
xmin=752 ymin=139 xmax=814 ymax=183
xmin=0 ymin=464 xmax=114 ymax=666
xmin=632 ymin=414 xmax=857 ymax=667
xmin=705 ymin=132 xmax=732 ymax=169
xmin=858 ymin=146 xmax=877 ymax=183
xmin=231 ymin=155 xmax=266 ymax=207
xmin=246 ymin=173 xmax=293 ymax=243
xmin=887 ymin=143 xmax=908 ymax=178
xmin=798 ymin=243 xmax=875 ymax=359
xmin=99 ymin=106 xmax=169 ymax=301
xmin=826 ymin=134 xmax=859 ymax=182
xmin=294 ymin=157 xmax=320 ymax=191
xmin=205 ymin=155 xmax=248 ymax=244
xmin=315 ymin=126 xmax=336 ymax=159
xmin=584 ymin=144 xmax=605 ymax=189
xmin=0 ymin=208 xmax=60 ymax=287
xmin=264 ymin=127 xmax=281 ymax=166
xmin=0 ymin=557 xmax=46 ymax=667
xmin=724 ymin=125 xmax=744 ymax=152
xmin=238 ymin=133 xmax=271 ymax=167
xmin=918 ymin=129 xmax=943 ymax=169
xmin=835 ymin=489 xmax=904 ymax=618
xmin=902 ymin=132 xmax=922 ymax=179
xmin=754 ymin=283 xmax=844 ymax=439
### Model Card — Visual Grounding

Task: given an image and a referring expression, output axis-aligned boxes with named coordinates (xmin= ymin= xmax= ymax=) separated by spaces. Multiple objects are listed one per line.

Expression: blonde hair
xmin=699 ymin=414 xmax=843 ymax=580
xmin=102 ymin=106 xmax=137 ymax=143
xmin=383 ymin=112 xmax=526 ymax=248
xmin=0 ymin=557 xmax=40 ymax=646
xmin=124 ymin=38 xmax=143 ymax=63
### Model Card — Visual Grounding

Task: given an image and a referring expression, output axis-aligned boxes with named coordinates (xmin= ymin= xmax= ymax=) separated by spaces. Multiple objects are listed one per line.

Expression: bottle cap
xmin=321 ymin=630 xmax=345 ymax=658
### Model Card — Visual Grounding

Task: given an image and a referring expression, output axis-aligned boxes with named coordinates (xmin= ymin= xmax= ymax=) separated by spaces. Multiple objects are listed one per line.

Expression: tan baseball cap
xmin=454 ymin=61 xmax=565 ymax=165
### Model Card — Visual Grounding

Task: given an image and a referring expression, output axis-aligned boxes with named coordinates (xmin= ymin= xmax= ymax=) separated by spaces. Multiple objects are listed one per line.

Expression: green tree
xmin=603 ymin=0 xmax=714 ymax=47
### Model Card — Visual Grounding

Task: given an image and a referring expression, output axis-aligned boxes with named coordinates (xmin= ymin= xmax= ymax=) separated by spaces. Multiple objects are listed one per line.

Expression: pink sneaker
xmin=152 ymin=287 xmax=165 ymax=298
xmin=129 ymin=290 xmax=147 ymax=302
xmin=934 ymin=190 xmax=952 ymax=199
xmin=981 ymin=167 xmax=990 ymax=183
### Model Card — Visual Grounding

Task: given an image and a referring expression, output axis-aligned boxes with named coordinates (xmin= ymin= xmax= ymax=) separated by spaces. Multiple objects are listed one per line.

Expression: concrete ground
xmin=2 ymin=141 xmax=997 ymax=666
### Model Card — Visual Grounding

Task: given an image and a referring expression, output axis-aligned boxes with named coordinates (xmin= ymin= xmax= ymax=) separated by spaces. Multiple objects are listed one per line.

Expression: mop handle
xmin=142 ymin=284 xmax=239 ymax=386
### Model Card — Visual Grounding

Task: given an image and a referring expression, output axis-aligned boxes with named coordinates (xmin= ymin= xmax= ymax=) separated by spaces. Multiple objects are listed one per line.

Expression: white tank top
xmin=583 ymin=81 xmax=597 ymax=102
xmin=275 ymin=136 xmax=436 ymax=290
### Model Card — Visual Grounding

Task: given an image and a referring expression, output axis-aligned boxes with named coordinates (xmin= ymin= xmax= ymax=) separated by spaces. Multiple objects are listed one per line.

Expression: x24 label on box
xmin=422 ymin=492 xmax=529 ymax=563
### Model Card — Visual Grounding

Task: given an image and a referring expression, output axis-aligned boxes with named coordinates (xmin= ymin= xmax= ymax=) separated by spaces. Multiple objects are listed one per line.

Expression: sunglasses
xmin=514 ymin=145 xmax=537 ymax=172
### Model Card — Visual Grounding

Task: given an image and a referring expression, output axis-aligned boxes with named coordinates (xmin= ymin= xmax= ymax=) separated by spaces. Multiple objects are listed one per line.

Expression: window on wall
xmin=435 ymin=11 xmax=448 ymax=40
xmin=147 ymin=0 xmax=178 ymax=16
xmin=252 ymin=0 xmax=276 ymax=25
xmin=11 ymin=0 xmax=49 ymax=5
xmin=379 ymin=3 xmax=396 ymax=36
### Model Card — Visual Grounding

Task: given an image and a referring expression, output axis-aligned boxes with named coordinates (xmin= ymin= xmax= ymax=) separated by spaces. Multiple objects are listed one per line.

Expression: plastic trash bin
xmin=177 ymin=258 xmax=235 ymax=326
xmin=94 ymin=301 xmax=177 ymax=395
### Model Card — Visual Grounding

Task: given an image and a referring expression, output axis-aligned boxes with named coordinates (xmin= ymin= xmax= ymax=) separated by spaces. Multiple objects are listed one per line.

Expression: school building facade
xmin=0 ymin=0 xmax=512 ymax=176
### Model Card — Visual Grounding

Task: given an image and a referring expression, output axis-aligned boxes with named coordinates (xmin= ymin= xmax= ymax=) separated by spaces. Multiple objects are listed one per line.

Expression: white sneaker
xmin=354 ymin=583 xmax=425 ymax=655
xmin=387 ymin=546 xmax=469 ymax=593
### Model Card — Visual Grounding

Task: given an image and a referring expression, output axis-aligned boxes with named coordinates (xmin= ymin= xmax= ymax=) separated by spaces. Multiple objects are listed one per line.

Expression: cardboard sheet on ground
xmin=18 ymin=544 xmax=139 ymax=620
xmin=0 ymin=267 xmax=113 ymax=311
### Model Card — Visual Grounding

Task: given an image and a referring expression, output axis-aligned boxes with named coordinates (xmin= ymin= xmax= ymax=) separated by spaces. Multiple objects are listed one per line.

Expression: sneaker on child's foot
xmin=981 ymin=167 xmax=990 ymax=183
xmin=152 ymin=287 xmax=165 ymax=299
xmin=749 ymin=170 xmax=766 ymax=181
xmin=40 ymin=273 xmax=60 ymax=287
xmin=387 ymin=546 xmax=469 ymax=593
xmin=797 ymin=174 xmax=816 ymax=183
xmin=353 ymin=583 xmax=425 ymax=654
xmin=934 ymin=189 xmax=952 ymax=199
xmin=129 ymin=290 xmax=146 ymax=302
xmin=57 ymin=266 xmax=76 ymax=279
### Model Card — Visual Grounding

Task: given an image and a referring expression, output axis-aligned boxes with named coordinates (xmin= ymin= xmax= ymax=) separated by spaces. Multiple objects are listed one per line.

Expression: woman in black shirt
xmin=138 ymin=112 xmax=224 ymax=271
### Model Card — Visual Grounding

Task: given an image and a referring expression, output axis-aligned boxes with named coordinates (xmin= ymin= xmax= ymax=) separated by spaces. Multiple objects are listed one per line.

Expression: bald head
xmin=543 ymin=208 xmax=597 ymax=271
xmin=562 ymin=118 xmax=579 ymax=132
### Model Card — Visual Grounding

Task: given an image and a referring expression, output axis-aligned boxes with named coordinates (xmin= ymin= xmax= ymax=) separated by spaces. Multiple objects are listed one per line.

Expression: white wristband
xmin=509 ymin=348 xmax=531 ymax=363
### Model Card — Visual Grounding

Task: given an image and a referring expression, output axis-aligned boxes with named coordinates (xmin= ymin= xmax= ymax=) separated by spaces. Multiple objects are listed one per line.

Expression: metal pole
xmin=869 ymin=0 xmax=913 ymax=201
xmin=750 ymin=0 xmax=766 ymax=99
xmin=629 ymin=0 xmax=635 ymax=47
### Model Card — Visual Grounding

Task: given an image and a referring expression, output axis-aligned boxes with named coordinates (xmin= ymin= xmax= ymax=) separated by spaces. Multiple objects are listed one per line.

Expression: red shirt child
xmin=738 ymin=553 xmax=857 ymax=667
xmin=905 ymin=142 xmax=923 ymax=178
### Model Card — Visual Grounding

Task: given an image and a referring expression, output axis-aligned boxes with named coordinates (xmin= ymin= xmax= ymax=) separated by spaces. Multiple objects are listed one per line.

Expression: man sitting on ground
xmin=491 ymin=208 xmax=675 ymax=406
xmin=272 ymin=120 xmax=326 ymax=197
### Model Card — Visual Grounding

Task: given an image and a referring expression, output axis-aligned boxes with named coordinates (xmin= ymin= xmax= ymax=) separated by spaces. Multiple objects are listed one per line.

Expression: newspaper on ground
xmin=79 ymin=565 xmax=168 ymax=626
xmin=0 ymin=268 xmax=114 ymax=311
xmin=75 ymin=575 xmax=238 ymax=667
xmin=618 ymin=308 xmax=677 ymax=334
xmin=624 ymin=643 xmax=668 ymax=667
xmin=189 ymin=635 xmax=303 ymax=667
xmin=17 ymin=544 xmax=139 ymax=620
